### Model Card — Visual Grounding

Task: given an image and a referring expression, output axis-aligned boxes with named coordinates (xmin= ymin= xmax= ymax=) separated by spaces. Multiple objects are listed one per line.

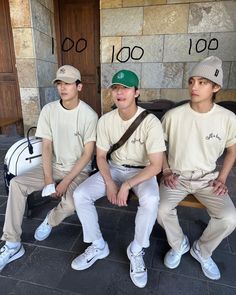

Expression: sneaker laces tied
xmin=131 ymin=250 xmax=146 ymax=273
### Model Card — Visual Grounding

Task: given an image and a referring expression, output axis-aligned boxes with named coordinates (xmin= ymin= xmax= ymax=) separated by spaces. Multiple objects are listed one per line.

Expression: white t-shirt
xmin=162 ymin=103 xmax=236 ymax=172
xmin=97 ymin=106 xmax=166 ymax=167
xmin=36 ymin=100 xmax=98 ymax=172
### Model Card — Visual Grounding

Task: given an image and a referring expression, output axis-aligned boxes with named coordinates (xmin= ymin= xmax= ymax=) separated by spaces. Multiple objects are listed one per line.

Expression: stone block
xmin=141 ymin=63 xmax=183 ymax=88
xmin=164 ymin=33 xmax=210 ymax=62
xmin=9 ymin=0 xmax=31 ymax=27
xmin=34 ymin=30 xmax=57 ymax=62
xmin=143 ymin=4 xmax=188 ymax=35
xmin=101 ymin=63 xmax=142 ymax=88
xmin=101 ymin=8 xmax=143 ymax=36
xmin=229 ymin=62 xmax=236 ymax=89
xmin=189 ymin=2 xmax=236 ymax=33
xmin=16 ymin=58 xmax=37 ymax=88
xmin=12 ymin=28 xmax=34 ymax=58
xmin=101 ymin=37 xmax=122 ymax=63
xmin=100 ymin=0 xmax=122 ymax=9
xmin=39 ymin=87 xmax=59 ymax=108
xmin=101 ymin=88 xmax=113 ymax=114
xmin=123 ymin=0 xmax=166 ymax=7
xmin=210 ymin=32 xmax=236 ymax=62
xmin=31 ymin=0 xmax=52 ymax=35
xmin=122 ymin=35 xmax=164 ymax=62
xmin=36 ymin=60 xmax=57 ymax=87
xmin=217 ymin=90 xmax=236 ymax=102
xmin=160 ymin=89 xmax=190 ymax=102
xmin=167 ymin=0 xmax=213 ymax=3
xmin=139 ymin=89 xmax=161 ymax=102
xmin=37 ymin=0 xmax=54 ymax=12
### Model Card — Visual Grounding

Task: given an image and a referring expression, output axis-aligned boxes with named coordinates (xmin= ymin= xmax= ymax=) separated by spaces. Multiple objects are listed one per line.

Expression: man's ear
xmin=213 ymin=84 xmax=221 ymax=93
xmin=77 ymin=83 xmax=83 ymax=91
xmin=134 ymin=89 xmax=140 ymax=97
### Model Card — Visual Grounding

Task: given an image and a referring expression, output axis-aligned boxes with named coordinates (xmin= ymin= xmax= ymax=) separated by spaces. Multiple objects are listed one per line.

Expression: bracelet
xmin=126 ymin=181 xmax=132 ymax=190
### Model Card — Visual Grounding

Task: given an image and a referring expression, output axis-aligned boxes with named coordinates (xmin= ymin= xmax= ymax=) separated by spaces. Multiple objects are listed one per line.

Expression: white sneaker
xmin=164 ymin=235 xmax=190 ymax=269
xmin=0 ymin=244 xmax=25 ymax=271
xmin=190 ymin=241 xmax=221 ymax=280
xmin=127 ymin=244 xmax=147 ymax=288
xmin=34 ymin=215 xmax=52 ymax=241
xmin=71 ymin=242 xmax=110 ymax=271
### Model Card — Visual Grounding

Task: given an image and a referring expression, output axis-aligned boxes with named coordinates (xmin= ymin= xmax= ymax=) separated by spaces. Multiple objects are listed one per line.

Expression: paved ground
xmin=0 ymin=135 xmax=235 ymax=295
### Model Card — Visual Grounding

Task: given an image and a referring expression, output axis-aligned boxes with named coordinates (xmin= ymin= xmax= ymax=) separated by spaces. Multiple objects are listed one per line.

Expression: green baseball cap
xmin=110 ymin=70 xmax=139 ymax=88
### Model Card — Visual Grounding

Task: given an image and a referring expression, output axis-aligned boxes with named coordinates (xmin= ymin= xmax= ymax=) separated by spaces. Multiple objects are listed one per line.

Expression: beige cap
xmin=52 ymin=65 xmax=81 ymax=84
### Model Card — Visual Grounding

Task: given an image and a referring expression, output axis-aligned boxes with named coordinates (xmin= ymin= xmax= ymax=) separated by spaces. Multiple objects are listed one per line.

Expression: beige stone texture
xmin=101 ymin=88 xmax=113 ymax=114
xmin=101 ymin=37 xmax=122 ymax=63
xmin=16 ymin=58 xmax=37 ymax=88
xmin=101 ymin=8 xmax=143 ymax=36
xmin=9 ymin=0 xmax=31 ymax=27
xmin=160 ymin=89 xmax=190 ymax=102
xmin=12 ymin=28 xmax=34 ymax=58
xmin=100 ymin=0 xmax=122 ymax=9
xmin=143 ymin=4 xmax=189 ymax=34
xmin=123 ymin=0 xmax=166 ymax=7
xmin=167 ymin=0 xmax=213 ymax=3
xmin=38 ymin=0 xmax=54 ymax=12
xmin=139 ymin=89 xmax=161 ymax=101
xmin=216 ymin=90 xmax=236 ymax=102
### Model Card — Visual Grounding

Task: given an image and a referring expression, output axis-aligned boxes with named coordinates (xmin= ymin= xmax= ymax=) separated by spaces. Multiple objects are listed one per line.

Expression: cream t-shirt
xmin=36 ymin=100 xmax=98 ymax=172
xmin=162 ymin=103 xmax=236 ymax=172
xmin=97 ymin=107 xmax=166 ymax=166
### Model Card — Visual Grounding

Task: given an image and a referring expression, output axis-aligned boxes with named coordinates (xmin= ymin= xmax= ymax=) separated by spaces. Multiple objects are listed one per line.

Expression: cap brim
xmin=52 ymin=77 xmax=77 ymax=84
xmin=108 ymin=82 xmax=134 ymax=88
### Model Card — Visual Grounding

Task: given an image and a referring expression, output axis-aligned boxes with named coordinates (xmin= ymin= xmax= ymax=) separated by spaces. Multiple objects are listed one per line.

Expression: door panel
xmin=56 ymin=0 xmax=101 ymax=115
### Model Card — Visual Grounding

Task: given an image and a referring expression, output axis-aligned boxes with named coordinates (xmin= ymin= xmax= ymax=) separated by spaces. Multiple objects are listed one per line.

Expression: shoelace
xmin=82 ymin=245 xmax=97 ymax=259
xmin=0 ymin=246 xmax=10 ymax=259
xmin=131 ymin=250 xmax=146 ymax=273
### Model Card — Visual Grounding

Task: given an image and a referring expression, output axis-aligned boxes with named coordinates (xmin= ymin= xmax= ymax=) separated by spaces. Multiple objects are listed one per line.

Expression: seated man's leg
xmin=34 ymin=170 xmax=89 ymax=241
xmin=190 ymin=186 xmax=236 ymax=280
xmin=71 ymin=171 xmax=112 ymax=271
xmin=158 ymin=181 xmax=190 ymax=269
xmin=1 ymin=166 xmax=45 ymax=270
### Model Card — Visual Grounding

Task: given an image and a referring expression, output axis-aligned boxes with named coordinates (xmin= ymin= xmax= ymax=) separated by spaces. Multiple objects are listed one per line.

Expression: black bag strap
xmin=107 ymin=110 xmax=150 ymax=158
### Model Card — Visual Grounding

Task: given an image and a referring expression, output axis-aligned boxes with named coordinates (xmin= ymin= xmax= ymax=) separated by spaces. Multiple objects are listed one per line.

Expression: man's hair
xmin=135 ymin=86 xmax=140 ymax=104
xmin=75 ymin=80 xmax=81 ymax=86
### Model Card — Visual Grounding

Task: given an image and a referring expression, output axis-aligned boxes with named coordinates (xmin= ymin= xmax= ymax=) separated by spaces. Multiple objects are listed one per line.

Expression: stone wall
xmin=9 ymin=0 xmax=58 ymax=132
xmin=100 ymin=0 xmax=236 ymax=113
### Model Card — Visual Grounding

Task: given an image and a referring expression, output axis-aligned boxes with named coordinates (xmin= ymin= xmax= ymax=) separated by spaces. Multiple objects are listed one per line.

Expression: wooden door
xmin=55 ymin=0 xmax=101 ymax=115
xmin=0 ymin=0 xmax=23 ymax=135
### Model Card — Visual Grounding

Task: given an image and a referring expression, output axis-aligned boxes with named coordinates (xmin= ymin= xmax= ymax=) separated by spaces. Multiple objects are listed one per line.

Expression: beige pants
xmin=1 ymin=165 xmax=88 ymax=242
xmin=158 ymin=170 xmax=236 ymax=258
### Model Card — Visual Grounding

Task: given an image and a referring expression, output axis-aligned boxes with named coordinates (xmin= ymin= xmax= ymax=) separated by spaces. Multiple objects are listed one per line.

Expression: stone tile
xmin=97 ymin=207 xmax=122 ymax=231
xmin=122 ymin=35 xmax=164 ymax=62
xmin=211 ymin=32 xmax=236 ymax=62
xmin=34 ymin=30 xmax=57 ymax=63
xmin=39 ymin=87 xmax=59 ymax=108
xmin=139 ymin=89 xmax=161 ymax=102
xmin=101 ymin=8 xmax=143 ymax=36
xmin=217 ymin=90 xmax=236 ymax=102
xmin=157 ymin=272 xmax=208 ymax=295
xmin=9 ymin=0 xmax=31 ymax=27
xmin=16 ymin=58 xmax=37 ymax=88
xmin=38 ymin=0 xmax=54 ymax=12
xmin=14 ymin=247 xmax=73 ymax=288
xmin=31 ymin=0 xmax=52 ymax=35
xmin=229 ymin=229 xmax=236 ymax=254
xmin=124 ymin=0 xmax=166 ymax=6
xmin=209 ymin=284 xmax=236 ymax=295
xmin=164 ymin=34 xmax=210 ymax=62
xmin=101 ymin=88 xmax=113 ymax=114
xmin=160 ymin=89 xmax=190 ymax=102
xmin=101 ymin=37 xmax=122 ymax=63
xmin=189 ymin=2 xmax=236 ymax=33
xmin=101 ymin=63 xmax=142 ymax=88
xmin=117 ymin=211 xmax=136 ymax=234
xmin=141 ymin=63 xmax=183 ymax=88
xmin=229 ymin=62 xmax=236 ymax=89
xmin=100 ymin=0 xmax=122 ymax=9
xmin=143 ymin=5 xmax=188 ymax=35
xmin=168 ymin=0 xmax=213 ymax=2
xmin=36 ymin=60 xmax=58 ymax=88
xmin=12 ymin=28 xmax=34 ymax=58
xmin=0 ymin=277 xmax=18 ymax=294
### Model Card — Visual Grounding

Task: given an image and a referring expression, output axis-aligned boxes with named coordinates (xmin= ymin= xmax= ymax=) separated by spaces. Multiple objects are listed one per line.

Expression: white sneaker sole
xmin=127 ymin=245 xmax=147 ymax=288
xmin=190 ymin=248 xmax=220 ymax=280
xmin=0 ymin=245 xmax=25 ymax=271
xmin=34 ymin=228 xmax=52 ymax=241
xmin=71 ymin=243 xmax=110 ymax=271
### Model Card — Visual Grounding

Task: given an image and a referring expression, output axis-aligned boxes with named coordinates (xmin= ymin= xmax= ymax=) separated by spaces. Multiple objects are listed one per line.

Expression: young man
xmin=158 ymin=56 xmax=236 ymax=280
xmin=71 ymin=70 xmax=165 ymax=288
xmin=0 ymin=65 xmax=98 ymax=271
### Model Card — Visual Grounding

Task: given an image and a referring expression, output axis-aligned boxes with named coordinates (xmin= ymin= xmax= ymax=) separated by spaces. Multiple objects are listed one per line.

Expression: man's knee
xmin=73 ymin=184 xmax=91 ymax=206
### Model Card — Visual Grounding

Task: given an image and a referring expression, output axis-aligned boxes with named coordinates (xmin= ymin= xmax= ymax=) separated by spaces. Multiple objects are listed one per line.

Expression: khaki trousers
xmin=158 ymin=171 xmax=236 ymax=258
xmin=1 ymin=165 xmax=88 ymax=242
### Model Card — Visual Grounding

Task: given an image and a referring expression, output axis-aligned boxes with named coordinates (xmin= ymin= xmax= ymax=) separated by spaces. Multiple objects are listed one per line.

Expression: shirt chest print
xmin=205 ymin=133 xmax=222 ymax=141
